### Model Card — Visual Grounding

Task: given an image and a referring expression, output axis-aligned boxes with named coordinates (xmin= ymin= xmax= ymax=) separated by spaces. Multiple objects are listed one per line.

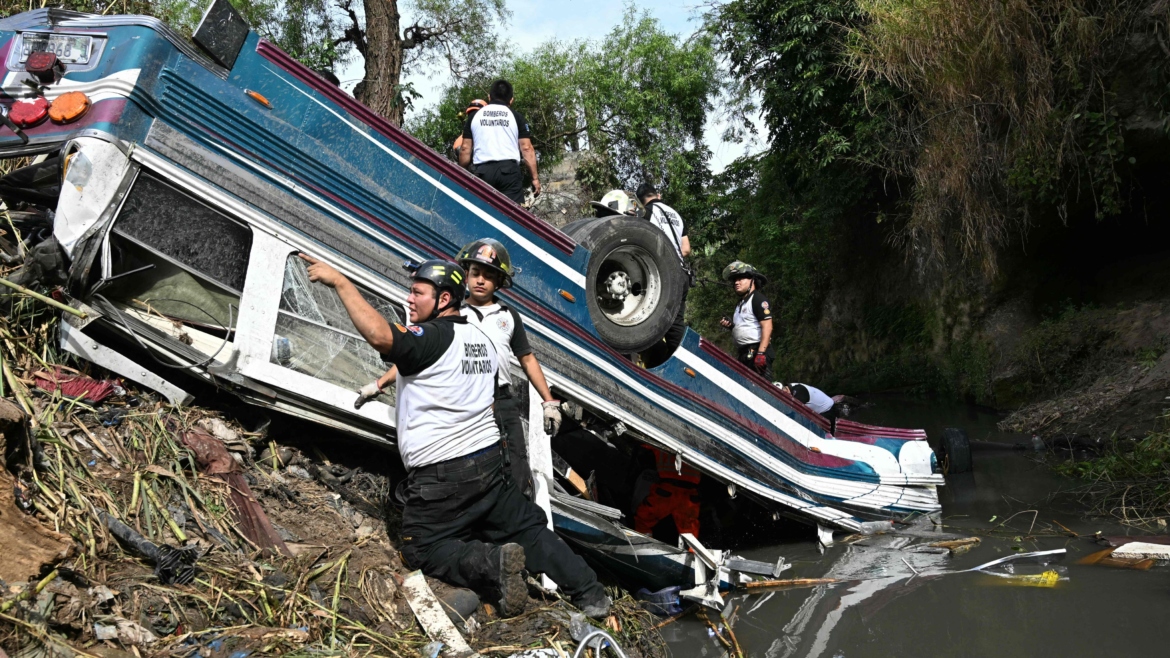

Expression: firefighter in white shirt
xmin=456 ymin=238 xmax=561 ymax=497
xmin=636 ymin=183 xmax=691 ymax=364
xmin=782 ymin=383 xmax=840 ymax=431
xmin=719 ymin=261 xmax=773 ymax=375
xmin=300 ymin=254 xmax=609 ymax=619
xmin=356 ymin=239 xmax=564 ymax=498
xmin=458 ymin=79 xmax=540 ymax=204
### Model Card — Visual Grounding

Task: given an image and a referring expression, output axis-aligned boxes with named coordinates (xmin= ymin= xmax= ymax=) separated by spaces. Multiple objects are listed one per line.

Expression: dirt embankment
xmin=0 ymin=318 xmax=663 ymax=658
xmin=998 ymin=300 xmax=1170 ymax=442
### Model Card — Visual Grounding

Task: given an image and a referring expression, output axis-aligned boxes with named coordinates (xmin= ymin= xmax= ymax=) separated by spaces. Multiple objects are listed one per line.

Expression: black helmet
xmin=403 ymin=259 xmax=466 ymax=320
xmin=722 ymin=260 xmax=767 ymax=287
xmin=456 ymin=238 xmax=515 ymax=288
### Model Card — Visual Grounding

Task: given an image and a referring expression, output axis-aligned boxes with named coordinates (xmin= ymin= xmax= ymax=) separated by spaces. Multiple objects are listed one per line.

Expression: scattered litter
xmin=980 ymin=570 xmax=1061 ymax=588
xmin=635 ymin=586 xmax=683 ymax=617
xmin=402 ymin=570 xmax=479 ymax=657
xmin=181 ymin=426 xmax=292 ymax=557
xmin=1110 ymin=541 xmax=1170 ymax=561
xmin=1077 ymin=548 xmax=1154 ymax=570
xmin=32 ymin=365 xmax=118 ymax=403
xmin=925 ymin=537 xmax=981 ymax=556
xmin=102 ymin=512 xmax=200 ymax=585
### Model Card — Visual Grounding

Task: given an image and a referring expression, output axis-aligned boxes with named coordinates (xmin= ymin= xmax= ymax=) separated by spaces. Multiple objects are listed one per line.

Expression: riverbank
xmin=0 ymin=306 xmax=662 ymax=658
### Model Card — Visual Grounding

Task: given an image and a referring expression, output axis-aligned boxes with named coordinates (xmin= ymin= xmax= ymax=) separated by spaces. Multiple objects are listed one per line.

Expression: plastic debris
xmin=1110 ymin=541 xmax=1170 ymax=561
xmin=32 ymin=365 xmax=118 ymax=403
xmin=102 ymin=512 xmax=200 ymax=585
xmin=635 ymin=586 xmax=683 ymax=617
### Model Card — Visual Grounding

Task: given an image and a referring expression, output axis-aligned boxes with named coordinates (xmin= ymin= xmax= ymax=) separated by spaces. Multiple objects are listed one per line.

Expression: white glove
xmin=542 ymin=400 xmax=563 ymax=436
xmin=354 ymin=381 xmax=381 ymax=409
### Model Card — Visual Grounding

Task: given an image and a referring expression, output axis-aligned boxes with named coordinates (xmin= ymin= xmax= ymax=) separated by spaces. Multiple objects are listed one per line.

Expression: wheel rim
xmin=595 ymin=244 xmax=662 ymax=327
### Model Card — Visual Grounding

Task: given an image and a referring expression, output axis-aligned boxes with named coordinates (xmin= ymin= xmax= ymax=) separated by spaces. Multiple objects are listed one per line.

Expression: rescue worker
xmin=457 ymin=238 xmax=562 ymax=496
xmin=299 ymin=253 xmax=610 ymax=619
xmin=719 ymin=261 xmax=773 ymax=376
xmin=784 ymin=383 xmax=839 ymax=431
xmin=636 ymin=183 xmax=691 ymax=364
xmin=451 ymin=99 xmax=486 ymax=159
xmin=459 ymin=80 xmax=540 ymax=204
xmin=356 ymin=239 xmax=565 ymax=498
xmin=633 ymin=447 xmax=701 ymax=539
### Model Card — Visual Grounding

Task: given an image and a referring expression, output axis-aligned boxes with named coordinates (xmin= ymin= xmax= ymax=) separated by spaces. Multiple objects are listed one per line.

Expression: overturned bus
xmin=0 ymin=3 xmax=944 ymax=585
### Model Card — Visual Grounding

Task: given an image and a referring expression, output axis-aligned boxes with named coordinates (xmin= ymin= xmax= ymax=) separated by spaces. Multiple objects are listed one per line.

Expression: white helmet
xmin=590 ymin=189 xmax=637 ymax=217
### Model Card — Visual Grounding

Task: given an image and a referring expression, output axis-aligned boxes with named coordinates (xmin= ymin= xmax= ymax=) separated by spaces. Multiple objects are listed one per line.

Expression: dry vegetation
xmin=847 ymin=0 xmax=1155 ymax=277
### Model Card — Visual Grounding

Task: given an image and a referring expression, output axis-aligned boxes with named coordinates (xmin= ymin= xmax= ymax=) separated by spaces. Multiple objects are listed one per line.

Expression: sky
xmin=336 ymin=0 xmax=762 ymax=173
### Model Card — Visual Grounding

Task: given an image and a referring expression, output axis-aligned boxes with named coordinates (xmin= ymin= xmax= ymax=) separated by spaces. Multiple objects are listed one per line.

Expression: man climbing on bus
xmin=720 ymin=261 xmax=773 ymax=376
xmin=459 ymin=80 xmax=540 ymax=204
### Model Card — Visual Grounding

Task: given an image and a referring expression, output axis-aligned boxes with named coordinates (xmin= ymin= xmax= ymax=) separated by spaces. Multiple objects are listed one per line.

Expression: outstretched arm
xmin=300 ymin=253 xmax=394 ymax=353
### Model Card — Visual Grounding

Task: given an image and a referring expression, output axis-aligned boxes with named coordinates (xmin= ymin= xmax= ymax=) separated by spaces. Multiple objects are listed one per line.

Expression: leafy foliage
xmin=848 ymin=0 xmax=1162 ymax=277
xmin=409 ymin=8 xmax=717 ymax=211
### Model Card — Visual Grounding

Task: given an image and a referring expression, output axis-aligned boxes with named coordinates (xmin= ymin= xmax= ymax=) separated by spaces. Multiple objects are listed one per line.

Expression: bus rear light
xmin=49 ymin=91 xmax=90 ymax=123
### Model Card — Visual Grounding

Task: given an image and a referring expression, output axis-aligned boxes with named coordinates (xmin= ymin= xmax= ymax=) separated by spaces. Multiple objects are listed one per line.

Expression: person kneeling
xmin=300 ymin=254 xmax=609 ymax=619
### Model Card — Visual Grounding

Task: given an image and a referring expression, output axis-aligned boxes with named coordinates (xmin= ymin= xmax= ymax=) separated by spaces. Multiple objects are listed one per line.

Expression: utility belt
xmin=495 ymin=383 xmax=514 ymax=400
xmin=474 ymin=158 xmax=521 ymax=166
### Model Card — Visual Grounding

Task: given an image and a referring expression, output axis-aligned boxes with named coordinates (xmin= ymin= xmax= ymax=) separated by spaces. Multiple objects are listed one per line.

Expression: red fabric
xmin=32 ymin=366 xmax=116 ymax=403
xmin=634 ymin=482 xmax=700 ymax=536
xmin=649 ymin=447 xmax=701 ymax=484
xmin=181 ymin=427 xmax=292 ymax=557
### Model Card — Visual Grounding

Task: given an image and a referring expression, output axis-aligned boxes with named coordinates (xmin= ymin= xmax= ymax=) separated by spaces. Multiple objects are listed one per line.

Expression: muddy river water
xmin=662 ymin=396 xmax=1169 ymax=658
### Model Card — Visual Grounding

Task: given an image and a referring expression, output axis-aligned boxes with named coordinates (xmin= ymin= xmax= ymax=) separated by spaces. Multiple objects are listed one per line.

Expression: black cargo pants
xmin=475 ymin=160 xmax=525 ymax=204
xmin=399 ymin=444 xmax=604 ymax=603
xmin=494 ymin=387 xmax=534 ymax=498
xmin=737 ymin=342 xmax=774 ymax=376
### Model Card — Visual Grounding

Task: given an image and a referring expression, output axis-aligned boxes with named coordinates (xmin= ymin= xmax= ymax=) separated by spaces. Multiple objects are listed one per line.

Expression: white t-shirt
xmin=461 ymin=302 xmax=533 ymax=388
xmin=466 ymin=103 xmax=530 ymax=164
xmin=792 ymin=383 xmax=834 ymax=414
xmin=382 ymin=316 xmax=500 ymax=469
xmin=645 ymin=200 xmax=687 ymax=263
xmin=732 ymin=292 xmax=767 ymax=345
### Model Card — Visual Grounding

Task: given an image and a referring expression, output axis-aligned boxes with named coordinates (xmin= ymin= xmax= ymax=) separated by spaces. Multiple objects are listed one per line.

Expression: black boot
xmin=494 ymin=543 xmax=528 ymax=617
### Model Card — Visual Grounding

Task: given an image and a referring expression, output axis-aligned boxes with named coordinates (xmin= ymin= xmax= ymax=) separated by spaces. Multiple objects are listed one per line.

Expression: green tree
xmin=410 ymin=8 xmax=718 ymax=215
xmin=336 ymin=0 xmax=509 ymax=125
xmin=690 ymin=1 xmax=898 ymax=374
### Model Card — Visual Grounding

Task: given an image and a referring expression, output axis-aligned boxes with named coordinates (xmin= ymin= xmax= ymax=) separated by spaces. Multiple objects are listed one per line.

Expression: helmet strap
xmin=426 ymin=290 xmax=458 ymax=322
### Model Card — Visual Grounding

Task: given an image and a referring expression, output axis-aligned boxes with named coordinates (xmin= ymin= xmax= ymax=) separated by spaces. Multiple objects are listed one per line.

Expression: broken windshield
xmin=272 ymin=254 xmax=401 ymax=404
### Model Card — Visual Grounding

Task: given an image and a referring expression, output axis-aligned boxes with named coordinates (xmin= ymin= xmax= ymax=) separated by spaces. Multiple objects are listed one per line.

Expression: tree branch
xmin=334 ymin=0 xmax=367 ymax=57
xmin=402 ymin=17 xmax=465 ymax=50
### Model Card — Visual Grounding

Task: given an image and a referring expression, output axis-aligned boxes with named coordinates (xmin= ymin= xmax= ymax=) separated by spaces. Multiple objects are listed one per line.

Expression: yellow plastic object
xmin=49 ymin=91 xmax=90 ymax=123
xmin=985 ymin=569 xmax=1060 ymax=588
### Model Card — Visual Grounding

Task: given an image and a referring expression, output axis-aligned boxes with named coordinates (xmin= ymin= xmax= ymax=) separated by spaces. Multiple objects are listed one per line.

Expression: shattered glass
xmin=273 ymin=255 xmax=401 ymax=405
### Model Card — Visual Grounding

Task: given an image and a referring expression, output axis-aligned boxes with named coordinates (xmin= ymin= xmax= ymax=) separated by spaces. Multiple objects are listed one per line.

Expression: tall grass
xmin=846 ymin=0 xmax=1151 ymax=279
